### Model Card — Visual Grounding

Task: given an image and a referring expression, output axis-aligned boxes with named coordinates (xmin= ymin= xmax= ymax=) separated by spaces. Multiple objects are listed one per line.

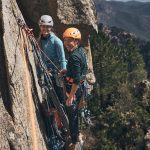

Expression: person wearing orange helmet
xmin=62 ymin=27 xmax=87 ymax=150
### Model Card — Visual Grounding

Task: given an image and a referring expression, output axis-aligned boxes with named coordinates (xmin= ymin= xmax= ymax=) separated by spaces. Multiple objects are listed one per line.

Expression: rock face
xmin=16 ymin=0 xmax=97 ymax=40
xmin=16 ymin=0 xmax=97 ymax=72
xmin=0 ymin=0 xmax=97 ymax=149
xmin=0 ymin=0 xmax=47 ymax=149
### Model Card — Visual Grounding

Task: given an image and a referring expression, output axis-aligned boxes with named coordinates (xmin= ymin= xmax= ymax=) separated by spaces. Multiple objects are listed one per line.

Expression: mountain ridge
xmin=94 ymin=0 xmax=150 ymax=40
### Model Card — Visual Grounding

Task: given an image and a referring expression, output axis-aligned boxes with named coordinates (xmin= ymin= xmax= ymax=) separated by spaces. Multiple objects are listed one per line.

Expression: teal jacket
xmin=40 ymin=33 xmax=67 ymax=70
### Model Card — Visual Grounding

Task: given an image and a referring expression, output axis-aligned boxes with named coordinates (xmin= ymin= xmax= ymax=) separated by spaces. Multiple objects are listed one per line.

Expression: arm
xmin=66 ymin=55 xmax=81 ymax=106
xmin=55 ymin=38 xmax=67 ymax=69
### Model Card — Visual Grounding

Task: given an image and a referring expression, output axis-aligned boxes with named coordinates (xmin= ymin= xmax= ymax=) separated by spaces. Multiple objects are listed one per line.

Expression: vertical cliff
xmin=16 ymin=0 xmax=97 ymax=72
xmin=0 ymin=0 xmax=97 ymax=149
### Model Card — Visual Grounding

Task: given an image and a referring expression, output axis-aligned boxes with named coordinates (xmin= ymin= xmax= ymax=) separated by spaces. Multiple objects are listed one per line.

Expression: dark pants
xmin=65 ymin=84 xmax=84 ymax=144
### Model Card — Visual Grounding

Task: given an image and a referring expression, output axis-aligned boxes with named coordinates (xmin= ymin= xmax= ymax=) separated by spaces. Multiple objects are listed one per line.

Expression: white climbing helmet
xmin=39 ymin=15 xmax=54 ymax=26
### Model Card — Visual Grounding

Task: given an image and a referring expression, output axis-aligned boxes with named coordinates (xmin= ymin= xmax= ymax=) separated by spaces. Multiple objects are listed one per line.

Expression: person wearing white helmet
xmin=38 ymin=15 xmax=66 ymax=70
xmin=38 ymin=15 xmax=67 ymax=104
xmin=39 ymin=15 xmax=54 ymax=27
xmin=36 ymin=15 xmax=68 ymax=149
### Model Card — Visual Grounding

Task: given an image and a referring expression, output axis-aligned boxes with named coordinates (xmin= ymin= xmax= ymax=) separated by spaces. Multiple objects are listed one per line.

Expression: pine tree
xmin=88 ymin=26 xmax=149 ymax=149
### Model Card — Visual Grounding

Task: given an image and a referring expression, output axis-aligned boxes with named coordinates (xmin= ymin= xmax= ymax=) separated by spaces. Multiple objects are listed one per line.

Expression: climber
xmin=62 ymin=27 xmax=87 ymax=150
xmin=38 ymin=15 xmax=67 ymax=105
xmin=37 ymin=15 xmax=69 ymax=149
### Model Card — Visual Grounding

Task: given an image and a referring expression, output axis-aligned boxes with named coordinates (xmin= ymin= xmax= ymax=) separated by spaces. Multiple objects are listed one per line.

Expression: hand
xmin=66 ymin=97 xmax=74 ymax=107
xmin=47 ymin=69 xmax=52 ymax=76
xmin=60 ymin=69 xmax=67 ymax=76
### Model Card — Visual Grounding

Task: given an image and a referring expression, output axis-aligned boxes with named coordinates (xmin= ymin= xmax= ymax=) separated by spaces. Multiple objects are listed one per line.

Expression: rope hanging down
xmin=15 ymin=16 xmax=70 ymax=134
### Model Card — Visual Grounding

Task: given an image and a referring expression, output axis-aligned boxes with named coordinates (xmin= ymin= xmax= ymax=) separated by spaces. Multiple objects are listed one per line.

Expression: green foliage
xmin=139 ymin=41 xmax=150 ymax=79
xmin=88 ymin=27 xmax=150 ymax=149
xmin=96 ymin=83 xmax=150 ymax=149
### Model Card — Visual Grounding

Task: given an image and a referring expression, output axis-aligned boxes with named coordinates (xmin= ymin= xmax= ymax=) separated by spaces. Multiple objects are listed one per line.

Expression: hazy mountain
xmin=94 ymin=0 xmax=150 ymax=40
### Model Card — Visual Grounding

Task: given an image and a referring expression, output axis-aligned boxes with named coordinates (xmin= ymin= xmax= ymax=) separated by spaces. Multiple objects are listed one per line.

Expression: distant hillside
xmin=97 ymin=24 xmax=150 ymax=79
xmin=94 ymin=0 xmax=150 ymax=40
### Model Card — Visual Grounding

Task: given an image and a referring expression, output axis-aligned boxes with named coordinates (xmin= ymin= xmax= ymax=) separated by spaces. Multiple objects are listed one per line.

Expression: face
xmin=40 ymin=25 xmax=52 ymax=36
xmin=64 ymin=37 xmax=79 ymax=51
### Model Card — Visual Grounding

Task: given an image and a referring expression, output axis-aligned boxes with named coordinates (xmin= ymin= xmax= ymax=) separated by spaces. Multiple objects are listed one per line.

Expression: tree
xmin=88 ymin=26 xmax=149 ymax=149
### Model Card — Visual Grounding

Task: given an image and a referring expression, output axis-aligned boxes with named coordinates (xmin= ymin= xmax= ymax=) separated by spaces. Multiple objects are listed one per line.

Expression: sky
xmin=107 ymin=0 xmax=150 ymax=2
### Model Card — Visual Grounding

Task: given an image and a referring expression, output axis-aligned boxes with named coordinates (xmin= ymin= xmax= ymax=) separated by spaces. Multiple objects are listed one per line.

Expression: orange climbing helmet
xmin=63 ymin=27 xmax=81 ymax=40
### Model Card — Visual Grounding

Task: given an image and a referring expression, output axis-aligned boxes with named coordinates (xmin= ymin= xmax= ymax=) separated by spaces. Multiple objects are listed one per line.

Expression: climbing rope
xmin=15 ymin=15 xmax=70 ymax=133
xmin=10 ymin=1 xmax=39 ymax=149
